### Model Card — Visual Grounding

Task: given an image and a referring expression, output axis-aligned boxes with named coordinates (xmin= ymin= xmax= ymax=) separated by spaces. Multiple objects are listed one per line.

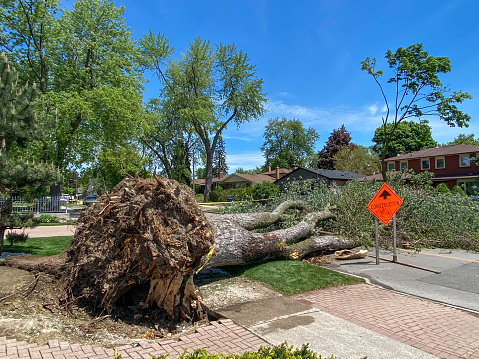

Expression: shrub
xmin=37 ymin=214 xmax=60 ymax=223
xmin=5 ymin=232 xmax=29 ymax=246
xmin=213 ymin=187 xmax=253 ymax=202
xmin=451 ymin=185 xmax=466 ymax=195
xmin=436 ymin=183 xmax=450 ymax=194
xmin=170 ymin=342 xmax=339 ymax=359
xmin=252 ymin=181 xmax=279 ymax=200
xmin=209 ymin=185 xmax=223 ymax=202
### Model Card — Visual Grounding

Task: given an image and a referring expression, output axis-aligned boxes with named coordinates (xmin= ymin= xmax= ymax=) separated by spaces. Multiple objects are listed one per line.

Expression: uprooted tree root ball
xmin=63 ymin=175 xmax=214 ymax=322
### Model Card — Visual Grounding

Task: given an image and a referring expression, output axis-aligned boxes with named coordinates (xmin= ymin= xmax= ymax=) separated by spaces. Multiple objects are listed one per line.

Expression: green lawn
xmin=3 ymin=236 xmax=72 ymax=256
xmin=225 ymin=260 xmax=365 ymax=295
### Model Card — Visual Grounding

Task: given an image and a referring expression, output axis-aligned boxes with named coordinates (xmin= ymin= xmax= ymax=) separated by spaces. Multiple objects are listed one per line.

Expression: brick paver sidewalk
xmin=293 ymin=283 xmax=479 ymax=359
xmin=0 ymin=319 xmax=269 ymax=359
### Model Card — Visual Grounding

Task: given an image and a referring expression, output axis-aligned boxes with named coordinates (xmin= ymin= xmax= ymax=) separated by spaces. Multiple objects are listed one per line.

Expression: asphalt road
xmin=335 ymin=247 xmax=479 ymax=313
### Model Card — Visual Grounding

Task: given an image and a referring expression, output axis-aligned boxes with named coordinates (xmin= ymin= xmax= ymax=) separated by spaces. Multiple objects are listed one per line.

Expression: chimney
xmin=275 ymin=166 xmax=280 ymax=180
xmin=218 ymin=172 xmax=223 ymax=179
xmin=268 ymin=165 xmax=271 ymax=172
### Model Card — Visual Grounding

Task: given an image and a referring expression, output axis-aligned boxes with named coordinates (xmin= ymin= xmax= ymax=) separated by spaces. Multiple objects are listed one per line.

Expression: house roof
xmin=221 ymin=173 xmax=275 ymax=184
xmin=277 ymin=167 xmax=366 ymax=181
xmin=359 ymin=171 xmax=412 ymax=181
xmin=195 ymin=175 xmax=227 ymax=186
xmin=385 ymin=145 xmax=479 ymax=161
xmin=261 ymin=168 xmax=292 ymax=177
xmin=309 ymin=168 xmax=366 ymax=180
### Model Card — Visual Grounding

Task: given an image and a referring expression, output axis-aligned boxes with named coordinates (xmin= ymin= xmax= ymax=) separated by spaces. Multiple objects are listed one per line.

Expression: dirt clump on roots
xmin=63 ymin=175 xmax=214 ymax=320
xmin=0 ymin=175 xmax=222 ymax=347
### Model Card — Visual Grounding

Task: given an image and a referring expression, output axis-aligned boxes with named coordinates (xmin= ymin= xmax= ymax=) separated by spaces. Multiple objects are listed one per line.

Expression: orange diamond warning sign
xmin=367 ymin=183 xmax=403 ymax=226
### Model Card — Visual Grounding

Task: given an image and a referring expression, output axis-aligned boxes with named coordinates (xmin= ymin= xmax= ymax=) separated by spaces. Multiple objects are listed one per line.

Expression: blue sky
xmin=114 ymin=0 xmax=479 ymax=170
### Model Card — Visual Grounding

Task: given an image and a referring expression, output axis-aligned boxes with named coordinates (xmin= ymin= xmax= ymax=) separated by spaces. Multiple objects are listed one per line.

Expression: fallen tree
xmin=61 ymin=176 xmax=353 ymax=322
xmin=206 ymin=200 xmax=353 ymax=268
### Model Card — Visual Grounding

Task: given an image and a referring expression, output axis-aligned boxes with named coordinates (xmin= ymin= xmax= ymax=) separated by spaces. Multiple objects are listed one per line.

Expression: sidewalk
xmin=3 ymin=283 xmax=479 ymax=358
xmin=0 ymin=319 xmax=268 ymax=358
xmin=6 ymin=224 xmax=76 ymax=238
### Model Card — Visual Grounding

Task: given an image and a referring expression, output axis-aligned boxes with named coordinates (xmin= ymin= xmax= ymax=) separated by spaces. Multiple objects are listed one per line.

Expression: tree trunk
xmin=205 ymin=200 xmax=354 ymax=268
xmin=203 ymin=147 xmax=214 ymax=202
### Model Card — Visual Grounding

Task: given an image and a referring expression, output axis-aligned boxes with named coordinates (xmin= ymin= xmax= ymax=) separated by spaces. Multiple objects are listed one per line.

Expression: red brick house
xmin=384 ymin=145 xmax=479 ymax=194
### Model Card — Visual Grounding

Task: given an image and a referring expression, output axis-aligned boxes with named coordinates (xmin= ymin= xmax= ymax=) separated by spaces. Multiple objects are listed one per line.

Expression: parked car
xmin=85 ymin=195 xmax=98 ymax=207
xmin=60 ymin=194 xmax=72 ymax=203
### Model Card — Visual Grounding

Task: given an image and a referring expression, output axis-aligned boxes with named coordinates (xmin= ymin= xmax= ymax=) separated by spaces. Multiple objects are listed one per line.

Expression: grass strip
xmin=4 ymin=236 xmax=72 ymax=256
xmin=225 ymin=260 xmax=364 ymax=295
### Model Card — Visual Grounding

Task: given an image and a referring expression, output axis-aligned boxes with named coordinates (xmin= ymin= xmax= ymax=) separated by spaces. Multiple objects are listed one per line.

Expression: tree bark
xmin=205 ymin=200 xmax=354 ymax=268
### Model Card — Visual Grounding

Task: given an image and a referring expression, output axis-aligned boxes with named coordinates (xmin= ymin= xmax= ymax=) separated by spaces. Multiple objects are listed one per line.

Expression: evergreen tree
xmin=0 ymin=52 xmax=60 ymax=254
xmin=317 ymin=125 xmax=356 ymax=169
xmin=212 ymin=136 xmax=228 ymax=177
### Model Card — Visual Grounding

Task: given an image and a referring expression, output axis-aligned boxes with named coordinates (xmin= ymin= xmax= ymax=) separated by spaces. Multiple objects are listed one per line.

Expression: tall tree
xmin=141 ymin=99 xmax=196 ymax=185
xmin=144 ymin=36 xmax=266 ymax=202
xmin=448 ymin=134 xmax=479 ymax=146
xmin=0 ymin=52 xmax=60 ymax=254
xmin=212 ymin=135 xmax=228 ymax=177
xmin=1 ymin=0 xmax=146 ymax=175
xmin=372 ymin=120 xmax=437 ymax=159
xmin=362 ymin=43 xmax=471 ymax=180
xmin=0 ymin=0 xmax=59 ymax=93
xmin=333 ymin=146 xmax=380 ymax=175
xmin=317 ymin=125 xmax=355 ymax=169
xmin=261 ymin=117 xmax=319 ymax=170
xmin=86 ymin=146 xmax=151 ymax=193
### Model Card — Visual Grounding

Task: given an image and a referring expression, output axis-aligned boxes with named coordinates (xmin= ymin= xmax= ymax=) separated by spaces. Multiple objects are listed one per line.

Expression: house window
xmin=435 ymin=157 xmax=445 ymax=169
xmin=421 ymin=158 xmax=430 ymax=170
xmin=459 ymin=155 xmax=470 ymax=167
xmin=400 ymin=161 xmax=408 ymax=171
xmin=458 ymin=179 xmax=479 ymax=195
xmin=387 ymin=162 xmax=395 ymax=171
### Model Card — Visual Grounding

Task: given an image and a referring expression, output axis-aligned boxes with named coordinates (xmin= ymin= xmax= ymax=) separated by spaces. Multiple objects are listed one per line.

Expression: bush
xmin=451 ymin=185 xmax=466 ymax=195
xmin=252 ymin=181 xmax=280 ymax=200
xmin=5 ymin=232 xmax=29 ymax=246
xmin=436 ymin=183 xmax=450 ymax=194
xmin=215 ymin=187 xmax=253 ymax=202
xmin=172 ymin=342 xmax=339 ymax=359
xmin=209 ymin=185 xmax=223 ymax=202
xmin=37 ymin=214 xmax=60 ymax=223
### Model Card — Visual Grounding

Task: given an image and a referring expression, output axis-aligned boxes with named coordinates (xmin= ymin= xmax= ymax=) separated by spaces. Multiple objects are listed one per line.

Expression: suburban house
xmin=382 ymin=144 xmax=479 ymax=194
xmin=219 ymin=173 xmax=275 ymax=189
xmin=195 ymin=166 xmax=291 ymax=191
xmin=274 ymin=167 xmax=366 ymax=191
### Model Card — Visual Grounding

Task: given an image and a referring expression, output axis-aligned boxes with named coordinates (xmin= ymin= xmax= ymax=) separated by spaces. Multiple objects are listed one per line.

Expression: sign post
xmin=367 ymin=183 xmax=403 ymax=265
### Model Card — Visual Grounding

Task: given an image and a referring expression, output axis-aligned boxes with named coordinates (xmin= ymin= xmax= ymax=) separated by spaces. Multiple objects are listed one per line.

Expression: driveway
xmin=335 ymin=247 xmax=479 ymax=312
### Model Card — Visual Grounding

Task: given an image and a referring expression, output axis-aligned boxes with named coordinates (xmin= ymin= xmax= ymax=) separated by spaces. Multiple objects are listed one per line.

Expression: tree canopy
xmin=333 ymin=146 xmax=380 ymax=175
xmin=1 ymin=0 xmax=146 ymax=176
xmin=317 ymin=125 xmax=355 ymax=170
xmin=261 ymin=117 xmax=319 ymax=170
xmin=361 ymin=43 xmax=471 ymax=180
xmin=372 ymin=120 xmax=437 ymax=159
xmin=144 ymin=36 xmax=266 ymax=202
xmin=448 ymin=134 xmax=479 ymax=146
